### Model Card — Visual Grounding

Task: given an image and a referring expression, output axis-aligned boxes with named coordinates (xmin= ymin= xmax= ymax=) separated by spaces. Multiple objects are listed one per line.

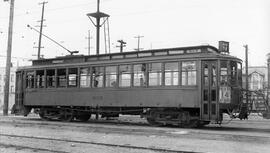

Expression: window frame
xmin=181 ymin=61 xmax=197 ymax=86
xmin=133 ymin=63 xmax=147 ymax=87
xmin=36 ymin=69 xmax=45 ymax=88
xmin=105 ymin=65 xmax=118 ymax=88
xmin=119 ymin=64 xmax=132 ymax=88
xmin=46 ymin=69 xmax=56 ymax=88
xmin=164 ymin=62 xmax=179 ymax=86
xmin=79 ymin=67 xmax=91 ymax=88
xmin=67 ymin=67 xmax=79 ymax=88
xmin=148 ymin=62 xmax=163 ymax=87
xmin=91 ymin=66 xmax=105 ymax=88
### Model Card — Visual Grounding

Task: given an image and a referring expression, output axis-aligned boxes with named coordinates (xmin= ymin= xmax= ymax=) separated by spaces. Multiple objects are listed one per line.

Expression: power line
xmin=0 ymin=55 xmax=31 ymax=60
xmin=0 ymin=1 xmax=98 ymax=20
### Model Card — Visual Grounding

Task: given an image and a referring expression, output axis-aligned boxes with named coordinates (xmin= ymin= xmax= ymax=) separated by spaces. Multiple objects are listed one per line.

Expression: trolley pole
xmin=3 ymin=0 xmax=15 ymax=116
xmin=37 ymin=1 xmax=47 ymax=59
xmin=244 ymin=45 xmax=249 ymax=104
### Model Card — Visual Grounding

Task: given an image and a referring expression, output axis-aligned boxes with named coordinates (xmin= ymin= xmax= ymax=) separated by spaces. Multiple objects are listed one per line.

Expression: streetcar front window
xmin=219 ymin=61 xmax=231 ymax=103
xmin=230 ymin=61 xmax=237 ymax=85
xmin=237 ymin=62 xmax=242 ymax=87
xmin=220 ymin=61 xmax=228 ymax=86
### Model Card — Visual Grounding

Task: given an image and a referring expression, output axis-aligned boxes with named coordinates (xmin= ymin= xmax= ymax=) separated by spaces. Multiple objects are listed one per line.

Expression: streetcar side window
xmin=148 ymin=63 xmax=162 ymax=86
xmin=26 ymin=71 xmax=35 ymax=89
xmin=133 ymin=64 xmax=147 ymax=87
xmin=68 ymin=68 xmax=78 ymax=87
xmin=91 ymin=66 xmax=104 ymax=88
xmin=46 ymin=69 xmax=56 ymax=88
xmin=105 ymin=66 xmax=118 ymax=88
xmin=80 ymin=67 xmax=91 ymax=88
xmin=165 ymin=62 xmax=179 ymax=86
xmin=36 ymin=70 xmax=45 ymax=88
xmin=57 ymin=69 xmax=67 ymax=88
xmin=181 ymin=61 xmax=197 ymax=86
xmin=119 ymin=65 xmax=131 ymax=87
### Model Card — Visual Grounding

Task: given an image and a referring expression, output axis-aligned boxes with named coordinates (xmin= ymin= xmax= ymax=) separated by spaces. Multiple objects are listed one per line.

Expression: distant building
xmin=0 ymin=67 xmax=17 ymax=111
xmin=242 ymin=66 xmax=268 ymax=90
xmin=242 ymin=66 xmax=269 ymax=112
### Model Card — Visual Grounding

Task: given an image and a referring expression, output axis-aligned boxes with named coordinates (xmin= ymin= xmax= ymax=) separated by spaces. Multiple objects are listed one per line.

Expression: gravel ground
xmin=0 ymin=114 xmax=270 ymax=153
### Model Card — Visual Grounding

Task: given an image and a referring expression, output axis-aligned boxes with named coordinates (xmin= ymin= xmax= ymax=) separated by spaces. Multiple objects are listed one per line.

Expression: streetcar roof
xmin=18 ymin=45 xmax=242 ymax=70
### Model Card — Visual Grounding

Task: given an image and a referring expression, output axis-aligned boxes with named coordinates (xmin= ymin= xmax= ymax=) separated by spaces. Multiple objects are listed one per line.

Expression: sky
xmin=0 ymin=0 xmax=269 ymax=66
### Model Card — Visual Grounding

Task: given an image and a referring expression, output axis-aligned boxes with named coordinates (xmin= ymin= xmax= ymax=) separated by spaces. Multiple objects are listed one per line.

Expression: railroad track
xmin=2 ymin=117 xmax=270 ymax=137
xmin=0 ymin=143 xmax=69 ymax=153
xmin=1 ymin=116 xmax=270 ymax=153
xmin=0 ymin=133 xmax=199 ymax=153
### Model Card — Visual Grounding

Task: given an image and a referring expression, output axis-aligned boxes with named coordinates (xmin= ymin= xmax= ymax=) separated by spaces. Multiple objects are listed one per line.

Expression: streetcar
xmin=13 ymin=44 xmax=243 ymax=127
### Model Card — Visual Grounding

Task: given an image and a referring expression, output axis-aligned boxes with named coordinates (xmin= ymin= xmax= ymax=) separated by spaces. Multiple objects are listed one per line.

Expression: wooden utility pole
xmin=116 ymin=40 xmax=126 ymax=53
xmin=134 ymin=35 xmax=144 ymax=51
xmin=244 ymin=45 xmax=249 ymax=103
xmin=3 ymin=0 xmax=15 ymax=116
xmin=86 ymin=30 xmax=92 ymax=55
xmin=96 ymin=0 xmax=100 ymax=55
xmin=37 ymin=1 xmax=47 ymax=59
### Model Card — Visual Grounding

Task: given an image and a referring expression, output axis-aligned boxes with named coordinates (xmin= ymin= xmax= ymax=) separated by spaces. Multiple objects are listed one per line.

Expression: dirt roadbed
xmin=0 ymin=115 xmax=270 ymax=153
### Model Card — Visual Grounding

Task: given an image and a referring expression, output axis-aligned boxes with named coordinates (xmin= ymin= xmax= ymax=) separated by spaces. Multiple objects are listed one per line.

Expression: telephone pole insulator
xmin=116 ymin=40 xmax=126 ymax=53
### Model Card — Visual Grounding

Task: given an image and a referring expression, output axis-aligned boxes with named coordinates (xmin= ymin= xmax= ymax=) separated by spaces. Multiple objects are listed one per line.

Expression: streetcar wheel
xmin=76 ymin=114 xmax=91 ymax=122
xmin=60 ymin=109 xmax=74 ymax=122
xmin=146 ymin=117 xmax=162 ymax=126
xmin=38 ymin=109 xmax=51 ymax=121
xmin=39 ymin=112 xmax=50 ymax=121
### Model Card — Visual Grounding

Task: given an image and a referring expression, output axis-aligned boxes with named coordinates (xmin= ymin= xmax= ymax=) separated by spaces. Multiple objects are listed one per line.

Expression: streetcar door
xmin=202 ymin=61 xmax=218 ymax=121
